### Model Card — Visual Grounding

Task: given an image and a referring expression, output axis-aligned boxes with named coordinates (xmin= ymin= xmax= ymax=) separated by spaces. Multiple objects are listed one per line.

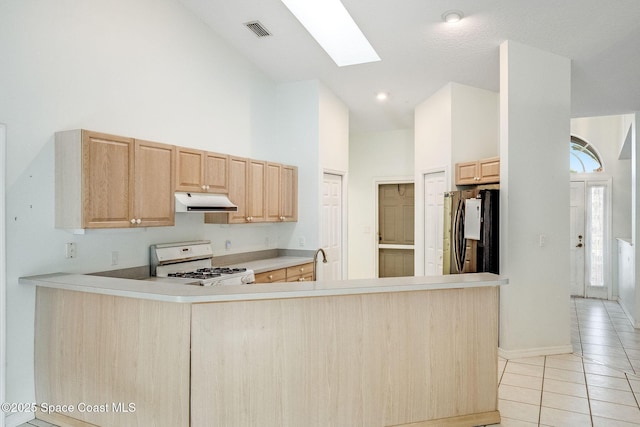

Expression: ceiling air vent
xmin=244 ymin=21 xmax=272 ymax=38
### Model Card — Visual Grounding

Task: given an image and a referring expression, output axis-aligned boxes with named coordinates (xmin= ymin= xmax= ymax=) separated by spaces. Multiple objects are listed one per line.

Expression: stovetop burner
xmin=167 ymin=267 xmax=248 ymax=280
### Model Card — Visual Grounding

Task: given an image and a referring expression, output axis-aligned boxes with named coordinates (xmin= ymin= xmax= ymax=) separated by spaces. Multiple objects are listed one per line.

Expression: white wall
xmin=319 ymin=84 xmax=350 ymax=175
xmin=415 ymin=84 xmax=453 ymax=181
xmin=263 ymin=80 xmax=349 ymax=253
xmin=348 ymin=129 xmax=414 ymax=279
xmin=499 ymin=40 xmax=572 ymax=358
xmin=571 ymin=114 xmax=633 ymax=298
xmin=0 ymin=0 xmax=306 ymax=420
xmin=451 ymin=84 xmax=500 ymax=168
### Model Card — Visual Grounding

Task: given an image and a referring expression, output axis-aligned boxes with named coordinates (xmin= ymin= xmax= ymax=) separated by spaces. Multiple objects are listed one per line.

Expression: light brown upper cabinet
xmin=266 ymin=163 xmax=298 ymax=222
xmin=212 ymin=156 xmax=266 ymax=224
xmin=175 ymin=147 xmax=229 ymax=194
xmin=206 ymin=158 xmax=298 ymax=225
xmin=56 ymin=130 xmax=175 ymax=229
xmin=455 ymin=157 xmax=500 ymax=186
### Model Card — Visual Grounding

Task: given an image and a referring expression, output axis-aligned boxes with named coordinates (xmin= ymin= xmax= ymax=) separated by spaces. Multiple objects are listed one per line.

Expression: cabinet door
xmin=204 ymin=152 xmax=229 ymax=193
xmin=455 ymin=161 xmax=479 ymax=186
xmin=254 ymin=269 xmax=287 ymax=283
xmin=265 ymin=163 xmax=282 ymax=222
xmin=478 ymin=157 xmax=500 ymax=184
xmin=175 ymin=147 xmax=204 ymax=192
xmin=82 ymin=131 xmax=134 ymax=228
xmin=134 ymin=140 xmax=176 ymax=227
xmin=280 ymin=165 xmax=298 ymax=222
xmin=247 ymin=159 xmax=266 ymax=222
xmin=227 ymin=156 xmax=249 ymax=223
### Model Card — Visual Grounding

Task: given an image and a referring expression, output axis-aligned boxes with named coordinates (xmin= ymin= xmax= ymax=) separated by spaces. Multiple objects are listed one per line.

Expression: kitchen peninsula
xmin=21 ymin=273 xmax=507 ymax=427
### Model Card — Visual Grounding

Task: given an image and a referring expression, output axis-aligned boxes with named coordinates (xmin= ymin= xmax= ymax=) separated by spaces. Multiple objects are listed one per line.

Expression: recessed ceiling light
xmin=376 ymin=92 xmax=389 ymax=101
xmin=280 ymin=0 xmax=381 ymax=67
xmin=442 ymin=10 xmax=464 ymax=24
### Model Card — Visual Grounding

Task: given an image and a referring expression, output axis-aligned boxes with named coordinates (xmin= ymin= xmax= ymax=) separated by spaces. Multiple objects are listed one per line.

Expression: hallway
xmin=497 ymin=298 xmax=640 ymax=426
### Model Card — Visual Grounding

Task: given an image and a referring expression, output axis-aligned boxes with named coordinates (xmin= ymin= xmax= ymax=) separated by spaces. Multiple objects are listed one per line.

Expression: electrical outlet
xmin=225 ymin=240 xmax=232 ymax=250
xmin=65 ymin=242 xmax=77 ymax=259
xmin=111 ymin=251 xmax=119 ymax=266
xmin=299 ymin=237 xmax=305 ymax=247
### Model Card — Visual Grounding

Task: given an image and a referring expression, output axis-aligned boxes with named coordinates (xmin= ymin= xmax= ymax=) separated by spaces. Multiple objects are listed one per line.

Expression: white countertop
xmin=20 ymin=272 xmax=507 ymax=303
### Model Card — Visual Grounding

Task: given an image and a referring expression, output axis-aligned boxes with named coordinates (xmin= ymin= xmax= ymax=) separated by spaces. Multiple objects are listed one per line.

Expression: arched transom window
xmin=571 ymin=136 xmax=603 ymax=173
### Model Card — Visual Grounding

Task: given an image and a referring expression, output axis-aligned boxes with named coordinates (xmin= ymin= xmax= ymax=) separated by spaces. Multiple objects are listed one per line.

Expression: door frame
xmin=321 ymin=169 xmax=347 ymax=280
xmin=570 ymin=174 xmax=612 ymax=299
xmin=1 ymin=124 xmax=6 ymax=427
xmin=373 ymin=176 xmax=414 ymax=278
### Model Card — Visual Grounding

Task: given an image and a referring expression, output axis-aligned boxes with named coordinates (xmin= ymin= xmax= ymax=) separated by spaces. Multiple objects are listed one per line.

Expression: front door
xmin=570 ymin=179 xmax=610 ymax=299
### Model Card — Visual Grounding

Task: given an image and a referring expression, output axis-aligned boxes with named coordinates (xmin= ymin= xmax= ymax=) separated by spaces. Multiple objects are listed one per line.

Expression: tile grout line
xmin=538 ymin=356 xmax=546 ymax=426
xmin=602 ymin=298 xmax=638 ymax=376
xmin=580 ymin=352 xmax=595 ymax=427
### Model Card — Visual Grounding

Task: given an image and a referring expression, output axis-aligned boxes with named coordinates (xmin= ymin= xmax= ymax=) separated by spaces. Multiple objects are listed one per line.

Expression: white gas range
xmin=150 ymin=240 xmax=255 ymax=286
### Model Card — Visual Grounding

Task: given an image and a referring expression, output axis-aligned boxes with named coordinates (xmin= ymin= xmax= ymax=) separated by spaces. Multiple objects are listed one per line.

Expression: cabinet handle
xmin=280 ymin=216 xmax=285 ymax=221
xmin=136 ymin=219 xmax=141 ymax=224
xmin=298 ymin=277 xmax=305 ymax=281
xmin=130 ymin=219 xmax=136 ymax=224
xmin=201 ymin=185 xmax=207 ymax=190
xmin=268 ymin=274 xmax=273 ymax=280
xmin=299 ymin=267 xmax=305 ymax=272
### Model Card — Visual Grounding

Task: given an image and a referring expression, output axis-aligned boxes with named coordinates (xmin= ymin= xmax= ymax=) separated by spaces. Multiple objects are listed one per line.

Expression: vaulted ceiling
xmin=178 ymin=0 xmax=640 ymax=133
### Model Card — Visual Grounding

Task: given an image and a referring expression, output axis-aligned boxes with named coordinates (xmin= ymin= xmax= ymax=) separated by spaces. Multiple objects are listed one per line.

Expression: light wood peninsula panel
xmin=27 ymin=274 xmax=503 ymax=427
xmin=191 ymin=287 xmax=500 ymax=427
xmin=34 ymin=288 xmax=191 ymax=427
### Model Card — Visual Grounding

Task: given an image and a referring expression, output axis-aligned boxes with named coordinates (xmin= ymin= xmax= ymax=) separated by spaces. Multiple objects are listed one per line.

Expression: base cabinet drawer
xmin=286 ymin=272 xmax=313 ymax=282
xmin=286 ymin=263 xmax=314 ymax=282
xmin=255 ymin=269 xmax=286 ymax=284
xmin=254 ymin=262 xmax=315 ymax=284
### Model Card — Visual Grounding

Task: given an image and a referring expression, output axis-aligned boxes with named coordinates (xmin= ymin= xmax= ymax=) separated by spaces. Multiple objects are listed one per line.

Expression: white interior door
xmin=321 ymin=173 xmax=343 ymax=280
xmin=424 ymin=172 xmax=445 ymax=275
xmin=570 ymin=181 xmax=585 ymax=296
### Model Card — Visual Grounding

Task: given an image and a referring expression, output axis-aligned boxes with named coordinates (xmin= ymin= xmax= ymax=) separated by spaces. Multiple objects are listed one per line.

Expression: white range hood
xmin=174 ymin=192 xmax=238 ymax=213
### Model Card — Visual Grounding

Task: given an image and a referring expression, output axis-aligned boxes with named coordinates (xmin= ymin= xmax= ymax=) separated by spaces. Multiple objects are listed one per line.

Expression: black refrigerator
xmin=443 ymin=189 xmax=499 ymax=274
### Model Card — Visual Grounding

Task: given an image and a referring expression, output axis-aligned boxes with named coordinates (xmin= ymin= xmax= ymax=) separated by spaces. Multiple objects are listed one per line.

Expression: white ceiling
xmin=177 ymin=0 xmax=640 ymax=133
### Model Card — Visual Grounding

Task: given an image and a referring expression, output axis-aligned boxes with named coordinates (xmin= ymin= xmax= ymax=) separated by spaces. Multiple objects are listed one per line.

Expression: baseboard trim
xmin=5 ymin=411 xmax=35 ymax=427
xmin=390 ymin=410 xmax=500 ymax=427
xmin=498 ymin=344 xmax=574 ymax=360
xmin=616 ymin=297 xmax=639 ymax=328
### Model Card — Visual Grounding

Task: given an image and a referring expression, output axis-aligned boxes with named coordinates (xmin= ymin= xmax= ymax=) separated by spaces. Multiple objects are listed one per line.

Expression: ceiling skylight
xmin=280 ymin=0 xmax=381 ymax=67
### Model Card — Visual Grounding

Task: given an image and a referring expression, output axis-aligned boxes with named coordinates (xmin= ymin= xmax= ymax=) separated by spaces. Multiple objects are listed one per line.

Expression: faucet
xmin=313 ymin=248 xmax=328 ymax=280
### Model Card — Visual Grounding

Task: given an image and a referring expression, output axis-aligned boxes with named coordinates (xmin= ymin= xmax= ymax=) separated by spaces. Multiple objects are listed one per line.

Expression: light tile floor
xmin=18 ymin=297 xmax=640 ymax=427
xmin=496 ymin=297 xmax=640 ymax=426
